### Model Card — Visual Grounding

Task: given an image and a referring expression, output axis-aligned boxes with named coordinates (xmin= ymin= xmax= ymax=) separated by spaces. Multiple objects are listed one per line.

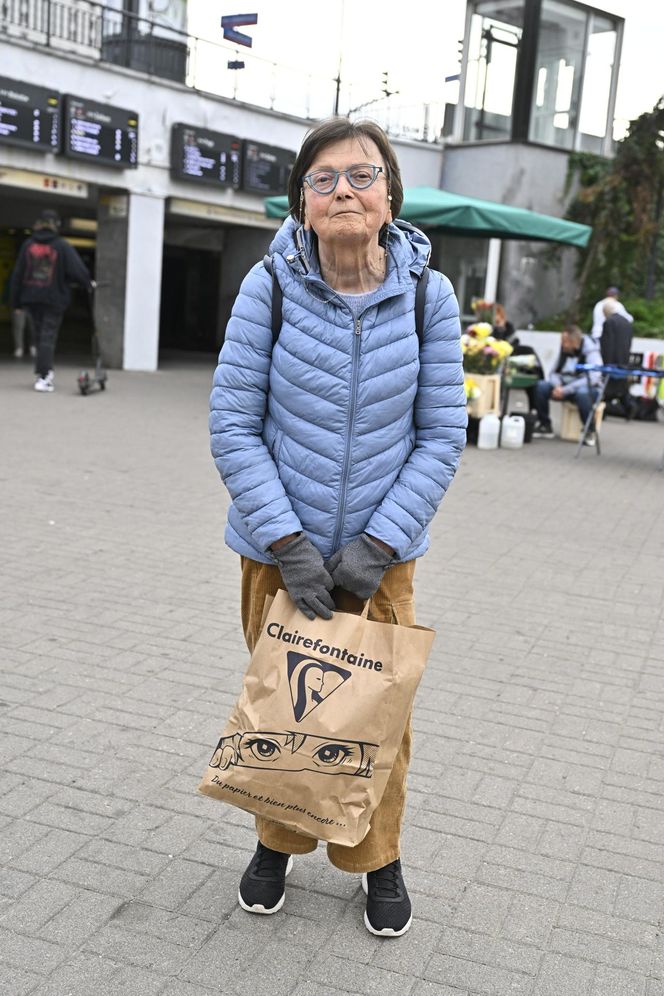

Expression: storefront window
xmin=432 ymin=235 xmax=490 ymax=320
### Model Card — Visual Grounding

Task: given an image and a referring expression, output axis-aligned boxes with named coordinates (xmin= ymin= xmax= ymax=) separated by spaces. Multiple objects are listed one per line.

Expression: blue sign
xmin=221 ymin=13 xmax=257 ymax=48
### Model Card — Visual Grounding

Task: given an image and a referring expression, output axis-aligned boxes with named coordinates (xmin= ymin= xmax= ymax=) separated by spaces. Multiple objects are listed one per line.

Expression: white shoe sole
xmin=237 ymin=854 xmax=293 ymax=914
xmin=361 ymin=872 xmax=413 ymax=937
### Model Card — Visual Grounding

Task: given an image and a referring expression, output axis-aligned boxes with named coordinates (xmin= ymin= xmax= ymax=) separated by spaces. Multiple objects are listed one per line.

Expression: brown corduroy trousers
xmin=239 ymin=556 xmax=416 ymax=874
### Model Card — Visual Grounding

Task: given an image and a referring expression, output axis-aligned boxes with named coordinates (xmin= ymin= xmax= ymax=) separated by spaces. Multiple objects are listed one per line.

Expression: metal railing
xmin=0 ymin=0 xmax=444 ymax=143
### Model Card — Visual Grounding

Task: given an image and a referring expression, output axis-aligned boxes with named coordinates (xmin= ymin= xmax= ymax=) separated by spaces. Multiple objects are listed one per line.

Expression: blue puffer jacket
xmin=210 ymin=216 xmax=467 ymax=565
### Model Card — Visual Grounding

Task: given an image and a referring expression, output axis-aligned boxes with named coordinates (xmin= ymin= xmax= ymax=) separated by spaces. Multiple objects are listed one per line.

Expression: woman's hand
xmin=326 ymin=534 xmax=394 ymax=601
xmin=271 ymin=534 xmax=335 ymax=621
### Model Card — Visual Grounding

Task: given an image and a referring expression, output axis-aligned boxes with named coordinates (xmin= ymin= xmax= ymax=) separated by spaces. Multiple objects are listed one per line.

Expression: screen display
xmin=242 ymin=141 xmax=295 ymax=195
xmin=170 ymin=124 xmax=241 ymax=188
xmin=0 ymin=77 xmax=60 ymax=152
xmin=63 ymin=96 xmax=138 ymax=168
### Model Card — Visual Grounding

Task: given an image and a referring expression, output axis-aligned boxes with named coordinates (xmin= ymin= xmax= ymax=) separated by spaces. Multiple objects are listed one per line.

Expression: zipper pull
xmin=355 ymin=318 xmax=361 ymax=335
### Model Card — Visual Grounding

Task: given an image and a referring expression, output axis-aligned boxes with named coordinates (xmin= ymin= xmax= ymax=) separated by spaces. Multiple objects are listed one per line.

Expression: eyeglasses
xmin=302 ymin=164 xmax=385 ymax=195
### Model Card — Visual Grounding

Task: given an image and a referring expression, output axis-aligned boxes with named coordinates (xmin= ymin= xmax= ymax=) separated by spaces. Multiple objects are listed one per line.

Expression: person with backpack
xmin=10 ymin=209 xmax=93 ymax=392
xmin=209 ymin=118 xmax=467 ymax=937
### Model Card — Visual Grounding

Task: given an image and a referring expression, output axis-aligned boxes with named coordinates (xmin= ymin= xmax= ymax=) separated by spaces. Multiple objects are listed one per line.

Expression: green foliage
xmin=565 ymin=98 xmax=664 ymax=310
xmin=622 ymin=295 xmax=664 ymax=337
xmin=532 ymin=312 xmax=570 ymax=331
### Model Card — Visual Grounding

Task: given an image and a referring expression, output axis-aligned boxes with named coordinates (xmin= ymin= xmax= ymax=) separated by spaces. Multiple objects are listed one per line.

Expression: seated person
xmin=600 ymin=299 xmax=635 ymax=418
xmin=532 ymin=325 xmax=602 ymax=441
xmin=492 ymin=304 xmax=514 ymax=341
xmin=493 ymin=303 xmax=544 ymax=411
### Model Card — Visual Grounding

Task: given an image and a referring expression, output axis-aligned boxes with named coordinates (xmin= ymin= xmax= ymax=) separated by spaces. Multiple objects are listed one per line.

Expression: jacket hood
xmin=31 ymin=229 xmax=58 ymax=243
xmin=268 ymin=215 xmax=431 ymax=279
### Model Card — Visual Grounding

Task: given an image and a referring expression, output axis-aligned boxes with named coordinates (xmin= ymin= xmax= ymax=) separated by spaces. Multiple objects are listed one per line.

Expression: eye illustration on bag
xmin=209 ymin=731 xmax=378 ymax=778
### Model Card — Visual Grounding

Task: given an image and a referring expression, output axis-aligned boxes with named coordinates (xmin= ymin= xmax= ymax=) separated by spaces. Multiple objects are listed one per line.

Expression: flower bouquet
xmin=471 ymin=298 xmax=495 ymax=324
xmin=462 ymin=322 xmax=513 ymax=375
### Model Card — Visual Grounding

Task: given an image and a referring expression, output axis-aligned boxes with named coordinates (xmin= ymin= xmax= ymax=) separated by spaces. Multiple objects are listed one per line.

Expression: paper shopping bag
xmin=198 ymin=588 xmax=435 ymax=846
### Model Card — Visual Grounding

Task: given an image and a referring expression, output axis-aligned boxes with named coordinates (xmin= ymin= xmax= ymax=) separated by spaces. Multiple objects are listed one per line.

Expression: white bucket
xmin=477 ymin=413 xmax=501 ymax=450
xmin=501 ymin=415 xmax=525 ymax=449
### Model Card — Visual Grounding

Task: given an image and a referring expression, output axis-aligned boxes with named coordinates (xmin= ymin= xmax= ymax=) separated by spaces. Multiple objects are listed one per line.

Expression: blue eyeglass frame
xmin=302 ymin=164 xmax=385 ymax=194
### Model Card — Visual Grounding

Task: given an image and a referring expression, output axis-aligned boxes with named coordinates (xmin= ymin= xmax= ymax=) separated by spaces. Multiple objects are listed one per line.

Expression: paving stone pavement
xmin=1 ymin=355 xmax=664 ymax=996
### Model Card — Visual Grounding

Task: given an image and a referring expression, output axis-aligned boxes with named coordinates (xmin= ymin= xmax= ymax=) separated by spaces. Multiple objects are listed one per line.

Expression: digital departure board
xmin=242 ymin=141 xmax=295 ymax=195
xmin=170 ymin=124 xmax=241 ymax=188
xmin=0 ymin=77 xmax=60 ymax=152
xmin=63 ymin=96 xmax=138 ymax=168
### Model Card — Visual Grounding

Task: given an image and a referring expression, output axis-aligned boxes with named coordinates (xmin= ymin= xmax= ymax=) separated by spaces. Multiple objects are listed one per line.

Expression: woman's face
xmin=302 ymin=137 xmax=392 ymax=249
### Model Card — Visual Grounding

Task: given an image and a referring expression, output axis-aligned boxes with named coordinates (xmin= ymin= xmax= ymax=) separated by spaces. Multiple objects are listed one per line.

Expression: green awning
xmin=264 ymin=185 xmax=591 ymax=248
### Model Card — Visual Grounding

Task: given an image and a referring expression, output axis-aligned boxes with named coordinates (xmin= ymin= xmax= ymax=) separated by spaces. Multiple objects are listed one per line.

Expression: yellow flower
xmin=464 ymin=376 xmax=481 ymax=400
xmin=467 ymin=322 xmax=493 ymax=339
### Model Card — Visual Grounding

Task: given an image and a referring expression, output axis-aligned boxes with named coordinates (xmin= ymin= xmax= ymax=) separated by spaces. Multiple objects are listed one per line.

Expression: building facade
xmin=0 ymin=0 xmax=624 ymax=367
xmin=0 ymin=2 xmax=443 ymax=370
xmin=442 ymin=0 xmax=624 ymax=323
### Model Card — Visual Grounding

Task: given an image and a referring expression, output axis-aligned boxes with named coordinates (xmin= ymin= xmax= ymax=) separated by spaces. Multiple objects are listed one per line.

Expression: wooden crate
xmin=466 ymin=374 xmax=501 ymax=418
xmin=560 ymin=401 xmax=606 ymax=441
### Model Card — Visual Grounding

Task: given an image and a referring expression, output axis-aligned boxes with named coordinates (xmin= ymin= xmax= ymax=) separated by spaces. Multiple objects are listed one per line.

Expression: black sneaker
xmin=238 ymin=842 xmax=293 ymax=915
xmin=582 ymin=431 xmax=596 ymax=447
xmin=532 ymin=421 xmax=555 ymax=439
xmin=362 ymin=859 xmax=412 ymax=937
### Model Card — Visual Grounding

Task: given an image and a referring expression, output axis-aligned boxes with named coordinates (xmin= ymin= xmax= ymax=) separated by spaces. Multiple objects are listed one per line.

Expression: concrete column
xmin=123 ymin=193 xmax=165 ymax=371
xmin=483 ymin=238 xmax=502 ymax=304
xmin=95 ymin=192 xmax=130 ymax=369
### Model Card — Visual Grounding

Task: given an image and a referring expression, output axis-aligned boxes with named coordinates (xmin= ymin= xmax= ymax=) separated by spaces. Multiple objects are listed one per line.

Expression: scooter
xmin=77 ymin=282 xmax=108 ymax=395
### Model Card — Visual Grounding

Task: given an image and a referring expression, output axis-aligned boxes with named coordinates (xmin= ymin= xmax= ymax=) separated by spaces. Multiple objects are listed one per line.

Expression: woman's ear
xmin=301 ymin=190 xmax=312 ymax=231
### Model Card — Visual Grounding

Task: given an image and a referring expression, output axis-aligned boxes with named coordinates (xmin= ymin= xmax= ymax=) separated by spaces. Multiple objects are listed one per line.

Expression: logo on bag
xmin=287 ymin=652 xmax=351 ymax=722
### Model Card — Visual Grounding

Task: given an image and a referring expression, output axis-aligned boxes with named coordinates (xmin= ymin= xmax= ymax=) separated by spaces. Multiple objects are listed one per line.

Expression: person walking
xmin=1 ymin=268 xmax=34 ymax=358
xmin=10 ymin=209 xmax=93 ymax=392
xmin=209 ymin=117 xmax=467 ymax=936
xmin=600 ymin=298 xmax=635 ymax=417
xmin=591 ymin=285 xmax=633 ymax=339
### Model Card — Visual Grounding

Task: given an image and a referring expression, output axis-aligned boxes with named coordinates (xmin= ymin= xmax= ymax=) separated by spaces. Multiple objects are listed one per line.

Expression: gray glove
xmin=326 ymin=534 xmax=394 ymax=600
xmin=272 ymin=534 xmax=335 ymax=621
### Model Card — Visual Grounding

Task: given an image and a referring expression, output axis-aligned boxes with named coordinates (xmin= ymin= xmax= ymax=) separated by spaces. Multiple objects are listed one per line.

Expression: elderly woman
xmin=209 ymin=117 xmax=466 ymax=936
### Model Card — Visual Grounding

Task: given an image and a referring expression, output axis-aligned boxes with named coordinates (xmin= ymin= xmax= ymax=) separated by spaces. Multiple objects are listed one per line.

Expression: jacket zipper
xmin=332 ymin=314 xmax=363 ymax=552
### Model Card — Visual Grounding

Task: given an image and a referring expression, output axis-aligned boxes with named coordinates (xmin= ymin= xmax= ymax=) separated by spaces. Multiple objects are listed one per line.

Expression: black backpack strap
xmin=414 ymin=266 xmax=429 ymax=347
xmin=263 ymin=254 xmax=283 ymax=347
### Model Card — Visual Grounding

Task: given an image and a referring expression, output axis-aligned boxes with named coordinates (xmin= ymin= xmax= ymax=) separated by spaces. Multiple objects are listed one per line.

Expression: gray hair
xmin=603 ymin=298 xmax=620 ymax=317
xmin=563 ymin=325 xmax=583 ymax=346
